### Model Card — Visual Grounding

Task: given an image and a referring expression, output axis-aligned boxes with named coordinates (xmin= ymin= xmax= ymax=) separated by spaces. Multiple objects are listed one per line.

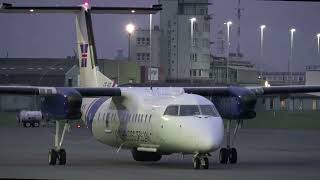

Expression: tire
xmin=193 ymin=157 xmax=201 ymax=169
xmin=132 ymin=149 xmax=143 ymax=161
xmin=33 ymin=122 xmax=40 ymax=127
xmin=150 ymin=154 xmax=162 ymax=162
xmin=58 ymin=149 xmax=67 ymax=165
xmin=49 ymin=149 xmax=57 ymax=165
xmin=131 ymin=149 xmax=161 ymax=162
xmin=229 ymin=148 xmax=237 ymax=164
xmin=202 ymin=157 xmax=209 ymax=169
xmin=25 ymin=122 xmax=31 ymax=128
xmin=219 ymin=148 xmax=228 ymax=164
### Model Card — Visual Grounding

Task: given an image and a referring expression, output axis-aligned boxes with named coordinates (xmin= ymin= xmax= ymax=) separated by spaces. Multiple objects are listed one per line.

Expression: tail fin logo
xmin=80 ymin=44 xmax=89 ymax=68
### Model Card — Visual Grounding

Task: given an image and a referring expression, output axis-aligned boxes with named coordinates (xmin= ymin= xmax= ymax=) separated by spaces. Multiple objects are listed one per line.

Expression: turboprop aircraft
xmin=1 ymin=1 xmax=320 ymax=170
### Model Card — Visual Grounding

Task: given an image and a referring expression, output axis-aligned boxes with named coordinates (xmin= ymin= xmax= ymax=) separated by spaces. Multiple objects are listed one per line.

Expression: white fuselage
xmin=80 ymin=87 xmax=224 ymax=154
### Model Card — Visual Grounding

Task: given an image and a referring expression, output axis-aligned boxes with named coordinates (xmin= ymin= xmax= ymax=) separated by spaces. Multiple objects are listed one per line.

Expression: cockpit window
xmin=179 ymin=105 xmax=201 ymax=116
xmin=164 ymin=105 xmax=179 ymax=116
xmin=200 ymin=105 xmax=219 ymax=117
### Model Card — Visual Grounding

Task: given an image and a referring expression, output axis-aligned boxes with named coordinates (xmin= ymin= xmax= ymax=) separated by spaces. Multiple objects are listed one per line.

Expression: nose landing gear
xmin=193 ymin=153 xmax=210 ymax=169
xmin=219 ymin=119 xmax=241 ymax=164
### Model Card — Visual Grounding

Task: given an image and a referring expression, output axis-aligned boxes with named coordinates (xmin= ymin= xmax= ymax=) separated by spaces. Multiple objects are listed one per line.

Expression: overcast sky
xmin=0 ymin=0 xmax=320 ymax=72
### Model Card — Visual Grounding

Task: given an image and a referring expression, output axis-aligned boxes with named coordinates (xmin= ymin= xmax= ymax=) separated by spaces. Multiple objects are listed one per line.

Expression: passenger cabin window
xmin=180 ymin=105 xmax=200 ymax=116
xmin=164 ymin=105 xmax=179 ymax=116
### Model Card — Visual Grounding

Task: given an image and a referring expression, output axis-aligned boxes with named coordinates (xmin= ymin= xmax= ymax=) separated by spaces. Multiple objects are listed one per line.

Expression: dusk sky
xmin=0 ymin=0 xmax=320 ymax=72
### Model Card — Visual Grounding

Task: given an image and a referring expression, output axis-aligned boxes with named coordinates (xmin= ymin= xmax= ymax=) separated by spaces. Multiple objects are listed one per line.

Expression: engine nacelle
xmin=212 ymin=87 xmax=257 ymax=120
xmin=41 ymin=88 xmax=82 ymax=120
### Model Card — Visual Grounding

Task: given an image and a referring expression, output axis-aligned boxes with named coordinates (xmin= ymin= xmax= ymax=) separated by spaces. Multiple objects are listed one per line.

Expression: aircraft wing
xmin=0 ymin=3 xmax=161 ymax=14
xmin=184 ymin=85 xmax=320 ymax=96
xmin=2 ymin=85 xmax=320 ymax=97
xmin=0 ymin=86 xmax=121 ymax=97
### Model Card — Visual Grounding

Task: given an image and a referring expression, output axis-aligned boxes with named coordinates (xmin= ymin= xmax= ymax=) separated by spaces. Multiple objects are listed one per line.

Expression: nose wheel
xmin=193 ymin=154 xmax=210 ymax=169
xmin=219 ymin=119 xmax=241 ymax=164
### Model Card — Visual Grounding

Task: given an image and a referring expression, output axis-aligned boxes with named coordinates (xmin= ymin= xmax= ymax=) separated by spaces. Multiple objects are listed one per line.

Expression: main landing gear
xmin=219 ymin=119 xmax=242 ymax=164
xmin=193 ymin=153 xmax=210 ymax=169
xmin=48 ymin=120 xmax=70 ymax=165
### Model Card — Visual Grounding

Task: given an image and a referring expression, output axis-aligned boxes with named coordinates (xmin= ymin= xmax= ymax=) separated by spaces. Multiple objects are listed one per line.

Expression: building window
xmin=202 ymin=39 xmax=209 ymax=48
xmin=146 ymin=53 xmax=150 ymax=60
xmin=137 ymin=38 xmax=141 ymax=45
xmin=198 ymin=70 xmax=201 ymax=76
xmin=193 ymin=70 xmax=196 ymax=77
xmin=137 ymin=53 xmax=141 ymax=60
xmin=280 ymin=99 xmax=286 ymax=110
xmin=200 ymin=8 xmax=205 ymax=15
xmin=193 ymin=23 xmax=198 ymax=32
xmin=312 ymin=99 xmax=317 ymax=110
xmin=299 ymin=99 xmax=303 ymax=111
xmin=146 ymin=37 xmax=150 ymax=45
xmin=193 ymin=38 xmax=198 ymax=47
xmin=299 ymin=76 xmax=303 ymax=82
xmin=191 ymin=53 xmax=197 ymax=62
xmin=204 ymin=23 xmax=210 ymax=32
xmin=270 ymin=98 xmax=274 ymax=110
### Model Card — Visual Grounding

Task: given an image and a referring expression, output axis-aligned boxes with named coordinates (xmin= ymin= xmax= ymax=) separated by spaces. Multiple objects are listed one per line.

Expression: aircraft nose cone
xmin=197 ymin=117 xmax=224 ymax=152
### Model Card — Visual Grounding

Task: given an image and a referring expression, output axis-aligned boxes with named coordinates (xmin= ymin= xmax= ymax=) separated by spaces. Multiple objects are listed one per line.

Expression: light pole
xmin=317 ymin=33 xmax=320 ymax=58
xmin=126 ymin=23 xmax=135 ymax=61
xmin=260 ymin=25 xmax=266 ymax=79
xmin=190 ymin=17 xmax=196 ymax=84
xmin=225 ymin=21 xmax=232 ymax=84
xmin=289 ymin=28 xmax=296 ymax=85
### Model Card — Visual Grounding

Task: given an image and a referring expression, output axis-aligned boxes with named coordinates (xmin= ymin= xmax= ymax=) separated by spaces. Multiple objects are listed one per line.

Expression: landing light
xmin=131 ymin=10 xmax=135 ymax=13
xmin=162 ymin=116 xmax=169 ymax=121
xmin=264 ymin=80 xmax=271 ymax=87
xmin=29 ymin=9 xmax=34 ymax=12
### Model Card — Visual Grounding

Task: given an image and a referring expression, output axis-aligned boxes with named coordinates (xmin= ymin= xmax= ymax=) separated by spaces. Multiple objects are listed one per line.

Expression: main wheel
xmin=33 ymin=122 xmax=40 ymax=127
xmin=202 ymin=157 xmax=209 ymax=169
xmin=229 ymin=148 xmax=237 ymax=164
xmin=151 ymin=154 xmax=162 ymax=162
xmin=219 ymin=148 xmax=228 ymax=164
xmin=193 ymin=157 xmax=201 ymax=169
xmin=25 ymin=122 xmax=31 ymax=128
xmin=131 ymin=149 xmax=161 ymax=162
xmin=58 ymin=149 xmax=67 ymax=165
xmin=49 ymin=149 xmax=57 ymax=165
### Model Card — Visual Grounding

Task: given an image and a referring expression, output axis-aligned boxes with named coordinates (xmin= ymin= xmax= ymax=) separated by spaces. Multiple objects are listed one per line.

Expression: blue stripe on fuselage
xmin=86 ymin=97 xmax=110 ymax=131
